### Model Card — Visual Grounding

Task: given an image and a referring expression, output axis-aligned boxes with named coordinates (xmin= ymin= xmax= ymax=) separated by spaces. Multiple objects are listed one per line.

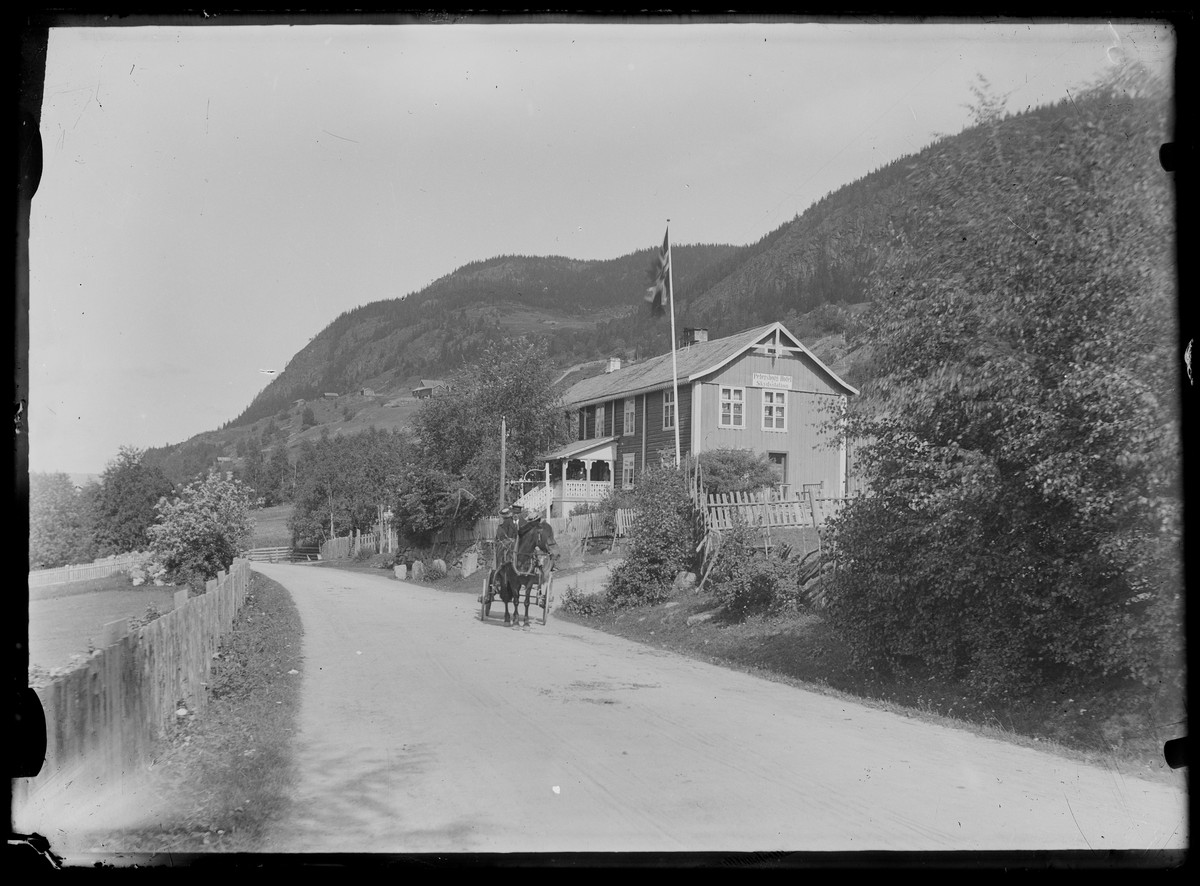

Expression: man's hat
xmin=500 ymin=507 xmax=512 ymax=516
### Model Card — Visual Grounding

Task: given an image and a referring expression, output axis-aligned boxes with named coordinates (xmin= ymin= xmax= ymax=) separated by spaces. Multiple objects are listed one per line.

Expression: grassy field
xmin=28 ymin=574 xmax=179 ymax=672
xmin=249 ymin=504 xmax=296 ymax=548
xmin=78 ymin=571 xmax=305 ymax=853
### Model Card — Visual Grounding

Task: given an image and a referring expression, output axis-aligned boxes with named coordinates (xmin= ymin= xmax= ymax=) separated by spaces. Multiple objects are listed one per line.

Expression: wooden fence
xmin=703 ymin=491 xmax=850 ymax=532
xmin=245 ymin=546 xmax=320 ymax=563
xmin=320 ymin=512 xmax=637 ymax=561
xmin=28 ymin=553 xmax=145 ymax=588
xmin=14 ymin=559 xmax=252 ymax=832
xmin=319 ymin=529 xmax=400 ymax=560
xmin=432 ymin=518 xmax=500 ymax=546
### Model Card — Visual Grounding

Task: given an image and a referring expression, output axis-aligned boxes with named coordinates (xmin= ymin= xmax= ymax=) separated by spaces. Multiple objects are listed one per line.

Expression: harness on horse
xmin=512 ymin=519 xmax=550 ymax=576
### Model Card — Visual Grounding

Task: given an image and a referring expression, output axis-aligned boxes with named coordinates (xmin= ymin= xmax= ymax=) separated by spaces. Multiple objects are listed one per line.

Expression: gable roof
xmin=542 ymin=435 xmax=619 ymax=462
xmin=561 ymin=322 xmax=859 ymax=408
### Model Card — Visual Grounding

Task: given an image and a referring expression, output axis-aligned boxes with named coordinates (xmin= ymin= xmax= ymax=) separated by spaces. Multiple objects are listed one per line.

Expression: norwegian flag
xmin=644 ymin=228 xmax=671 ymax=318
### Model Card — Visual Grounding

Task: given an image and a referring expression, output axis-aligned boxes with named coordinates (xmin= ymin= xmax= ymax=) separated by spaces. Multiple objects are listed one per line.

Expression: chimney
xmin=605 ymin=357 xmax=622 ymax=373
xmin=682 ymin=328 xmax=709 ymax=347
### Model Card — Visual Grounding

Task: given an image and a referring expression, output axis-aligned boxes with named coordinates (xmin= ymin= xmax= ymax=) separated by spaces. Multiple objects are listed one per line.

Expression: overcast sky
xmin=27 ymin=18 xmax=1174 ymax=476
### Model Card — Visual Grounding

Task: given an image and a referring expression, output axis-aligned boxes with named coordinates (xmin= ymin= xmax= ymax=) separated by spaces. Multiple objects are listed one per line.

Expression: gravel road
xmin=252 ymin=563 xmax=1187 ymax=854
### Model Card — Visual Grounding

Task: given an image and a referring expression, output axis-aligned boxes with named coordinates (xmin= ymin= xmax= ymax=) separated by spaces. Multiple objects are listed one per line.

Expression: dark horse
xmin=489 ymin=518 xmax=557 ymax=626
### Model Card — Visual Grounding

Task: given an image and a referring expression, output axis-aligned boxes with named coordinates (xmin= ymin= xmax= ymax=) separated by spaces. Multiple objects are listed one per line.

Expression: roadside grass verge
xmin=79 ymin=571 xmax=304 ymax=853
xmin=556 ymin=593 xmax=1184 ymax=786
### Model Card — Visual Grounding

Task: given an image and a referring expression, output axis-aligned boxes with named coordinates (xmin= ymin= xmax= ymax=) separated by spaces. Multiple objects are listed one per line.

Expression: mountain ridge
xmin=137 ymin=67 xmax=1168 ymax=487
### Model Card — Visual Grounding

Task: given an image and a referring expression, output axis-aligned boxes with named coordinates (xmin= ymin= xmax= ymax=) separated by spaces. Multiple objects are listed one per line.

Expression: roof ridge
xmin=561 ymin=320 xmax=856 ymax=406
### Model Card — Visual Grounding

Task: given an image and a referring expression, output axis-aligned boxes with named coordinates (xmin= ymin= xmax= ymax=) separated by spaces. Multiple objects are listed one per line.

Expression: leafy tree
xmin=239 ymin=436 xmax=267 ymax=499
xmin=825 ymin=65 xmax=1181 ymax=701
xmin=290 ymin=428 xmax=409 ymax=544
xmin=89 ymin=446 xmax=177 ymax=555
xmin=142 ymin=439 xmax=222 ymax=486
xmin=402 ymin=336 xmax=570 ymax=536
xmin=265 ymin=446 xmax=293 ymax=505
xmin=391 ymin=462 xmax=467 ymax=543
xmin=29 ymin=473 xmax=95 ymax=569
xmin=301 ymin=407 xmax=317 ymax=429
xmin=147 ymin=472 xmax=256 ymax=590
xmin=697 ymin=449 xmax=778 ymax=496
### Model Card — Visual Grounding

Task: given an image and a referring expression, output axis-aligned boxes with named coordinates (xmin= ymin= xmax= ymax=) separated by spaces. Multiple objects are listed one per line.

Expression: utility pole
xmin=499 ymin=416 xmax=507 ymax=511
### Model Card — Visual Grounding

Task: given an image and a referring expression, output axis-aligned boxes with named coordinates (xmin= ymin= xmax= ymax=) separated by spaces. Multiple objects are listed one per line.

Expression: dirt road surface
xmin=252 ymin=563 xmax=1187 ymax=854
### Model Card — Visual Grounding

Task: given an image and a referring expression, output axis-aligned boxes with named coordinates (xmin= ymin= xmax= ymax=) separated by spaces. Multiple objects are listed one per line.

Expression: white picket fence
xmin=28 ymin=553 xmax=145 ymax=588
xmin=319 ymin=529 xmax=400 ymax=560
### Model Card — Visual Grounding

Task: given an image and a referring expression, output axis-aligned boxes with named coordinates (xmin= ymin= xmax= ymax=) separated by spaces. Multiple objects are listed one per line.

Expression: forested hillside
xmin=226 ymin=243 xmax=741 ymax=428
xmin=148 ymin=66 xmax=1175 ymax=503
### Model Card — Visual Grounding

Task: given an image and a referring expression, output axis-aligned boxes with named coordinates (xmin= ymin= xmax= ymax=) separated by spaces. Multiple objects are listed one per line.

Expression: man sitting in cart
xmin=517 ymin=507 xmax=558 ymax=577
xmin=494 ymin=505 xmax=519 ymax=570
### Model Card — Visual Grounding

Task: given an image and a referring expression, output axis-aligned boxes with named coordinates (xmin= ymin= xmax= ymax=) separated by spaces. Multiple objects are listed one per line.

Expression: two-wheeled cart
xmin=479 ymin=539 xmax=552 ymax=626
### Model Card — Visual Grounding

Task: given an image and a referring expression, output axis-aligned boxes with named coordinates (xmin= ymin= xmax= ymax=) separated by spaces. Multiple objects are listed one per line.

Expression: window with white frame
xmin=763 ymin=390 xmax=787 ymax=431
xmin=595 ymin=403 xmax=605 ymax=438
xmin=719 ymin=386 xmax=745 ymax=428
xmin=663 ymin=389 xmax=675 ymax=429
xmin=623 ymin=398 xmax=636 ymax=436
xmin=622 ymin=453 xmax=636 ymax=489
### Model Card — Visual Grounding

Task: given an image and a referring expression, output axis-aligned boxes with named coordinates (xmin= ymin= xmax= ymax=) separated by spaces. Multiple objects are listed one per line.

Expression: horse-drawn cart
xmin=479 ymin=530 xmax=555 ymax=627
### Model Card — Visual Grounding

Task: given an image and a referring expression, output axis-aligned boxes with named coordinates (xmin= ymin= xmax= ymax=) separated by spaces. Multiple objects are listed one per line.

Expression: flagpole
xmin=666 ymin=222 xmax=681 ymax=467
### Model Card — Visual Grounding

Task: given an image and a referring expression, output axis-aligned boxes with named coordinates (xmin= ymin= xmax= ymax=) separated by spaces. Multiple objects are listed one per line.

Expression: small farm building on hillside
xmin=517 ymin=322 xmax=859 ymax=518
xmin=412 ymin=379 xmax=451 ymax=399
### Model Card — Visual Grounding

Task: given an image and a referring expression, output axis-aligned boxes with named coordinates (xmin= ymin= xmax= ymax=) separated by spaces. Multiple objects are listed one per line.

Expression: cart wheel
xmin=481 ymin=569 xmax=495 ymax=621
xmin=540 ymin=572 xmax=553 ymax=625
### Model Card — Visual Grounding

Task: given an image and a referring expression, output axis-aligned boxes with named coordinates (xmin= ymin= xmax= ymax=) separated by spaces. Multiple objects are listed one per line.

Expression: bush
xmin=354 ymin=546 xmax=374 ymax=562
xmin=425 ymin=560 xmax=447 ymax=581
xmin=574 ymin=486 xmax=636 ymax=534
xmin=821 ymin=69 xmax=1182 ymax=704
xmin=559 ymin=588 xmax=610 ymax=618
xmin=696 ymin=450 xmax=778 ymax=497
xmin=147 ymin=472 xmax=255 ymax=589
xmin=707 ymin=520 xmax=808 ymax=620
xmin=606 ymin=464 xmax=702 ymax=609
xmin=128 ymin=603 xmax=162 ymax=632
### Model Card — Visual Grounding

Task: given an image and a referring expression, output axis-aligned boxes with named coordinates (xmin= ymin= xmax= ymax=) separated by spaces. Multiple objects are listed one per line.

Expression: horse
xmin=488 ymin=518 xmax=557 ymax=626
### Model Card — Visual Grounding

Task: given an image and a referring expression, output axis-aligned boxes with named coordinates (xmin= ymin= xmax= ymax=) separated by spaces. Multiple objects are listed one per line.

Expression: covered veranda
xmin=519 ymin=436 xmax=617 ymax=518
